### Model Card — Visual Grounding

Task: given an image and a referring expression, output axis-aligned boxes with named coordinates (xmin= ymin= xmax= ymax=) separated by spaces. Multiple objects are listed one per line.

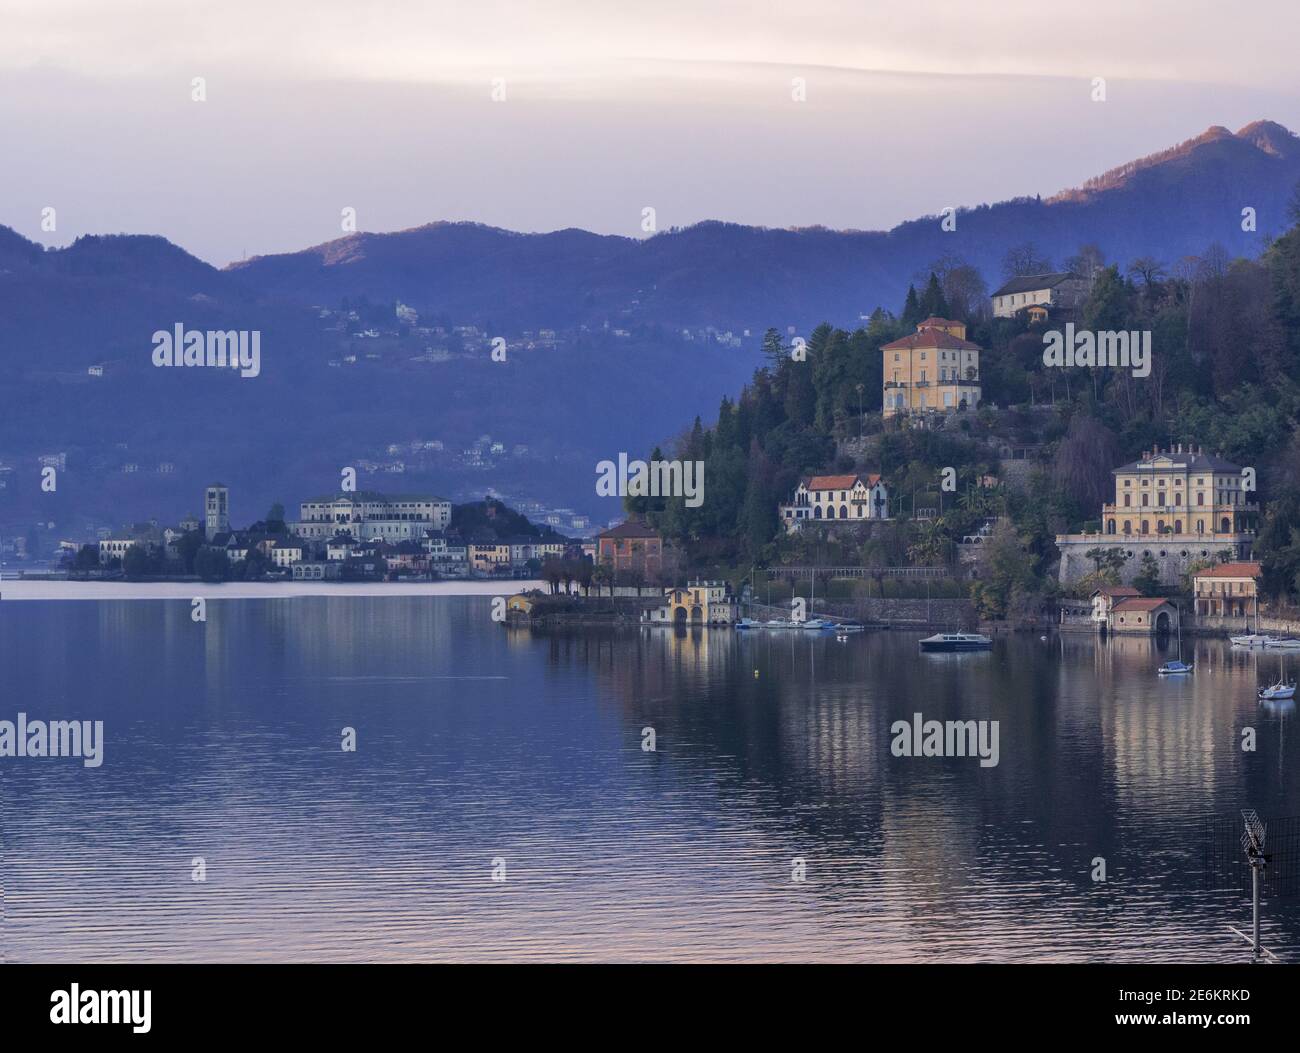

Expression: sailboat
xmin=1259 ymin=654 xmax=1297 ymax=701
xmin=1231 ymin=604 xmax=1270 ymax=647
xmin=1157 ymin=612 xmax=1193 ymax=675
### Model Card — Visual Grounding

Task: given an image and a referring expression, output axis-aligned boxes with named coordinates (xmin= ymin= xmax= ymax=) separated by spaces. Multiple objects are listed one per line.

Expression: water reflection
xmin=3 ymin=598 xmax=1298 ymax=962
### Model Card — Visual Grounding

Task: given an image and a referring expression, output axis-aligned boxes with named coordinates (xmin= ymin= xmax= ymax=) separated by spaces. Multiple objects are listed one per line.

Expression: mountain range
xmin=2 ymin=120 xmax=1298 ymax=540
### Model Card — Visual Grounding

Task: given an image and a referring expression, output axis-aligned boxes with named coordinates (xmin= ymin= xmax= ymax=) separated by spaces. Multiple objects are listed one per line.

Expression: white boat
xmin=1264 ymin=637 xmax=1300 ymax=649
xmin=919 ymin=632 xmax=992 ymax=652
xmin=1156 ymin=607 xmax=1193 ymax=676
xmin=1259 ymin=653 xmax=1297 ymax=700
xmin=1231 ymin=634 xmax=1274 ymax=648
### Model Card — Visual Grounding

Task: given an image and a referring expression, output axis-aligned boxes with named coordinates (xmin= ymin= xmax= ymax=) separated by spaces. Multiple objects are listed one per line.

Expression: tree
xmin=122 ymin=544 xmax=153 ymax=581
xmin=73 ymin=543 xmax=100 ymax=574
xmin=195 ymin=546 xmax=229 ymax=583
xmin=541 ymin=556 xmax=564 ymax=594
xmin=917 ymin=272 xmax=951 ymax=319
xmin=1003 ymin=242 xmax=1052 ymax=279
xmin=1132 ymin=553 xmax=1162 ymax=596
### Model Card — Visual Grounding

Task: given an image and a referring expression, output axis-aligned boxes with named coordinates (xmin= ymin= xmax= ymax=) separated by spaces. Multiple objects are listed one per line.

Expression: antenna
xmin=1202 ymin=810 xmax=1300 ymax=962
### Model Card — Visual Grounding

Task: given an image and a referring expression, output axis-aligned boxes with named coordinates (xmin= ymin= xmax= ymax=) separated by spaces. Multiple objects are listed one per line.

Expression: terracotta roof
xmin=805 ymin=473 xmax=880 ymax=491
xmin=1195 ymin=561 xmax=1262 ymax=578
xmin=1094 ymin=586 xmax=1140 ymax=597
xmin=598 ymin=520 xmax=661 ymax=539
xmin=918 ymin=316 xmax=963 ymax=328
xmin=1112 ymin=597 xmax=1173 ymax=612
xmin=880 ymin=328 xmax=982 ymax=352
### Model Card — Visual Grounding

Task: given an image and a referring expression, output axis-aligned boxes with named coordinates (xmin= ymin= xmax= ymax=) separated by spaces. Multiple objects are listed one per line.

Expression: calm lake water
xmin=4 ymin=595 xmax=1300 ymax=963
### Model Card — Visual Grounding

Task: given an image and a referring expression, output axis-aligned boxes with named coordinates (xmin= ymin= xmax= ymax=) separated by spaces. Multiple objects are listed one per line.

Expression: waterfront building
xmin=880 ymin=318 xmax=981 ymax=417
xmin=1056 ymin=445 xmax=1257 ymax=586
xmin=291 ymin=491 xmax=451 ymax=541
xmin=644 ymin=580 xmax=739 ymax=625
xmin=1107 ymin=597 xmax=1180 ymax=635
xmin=780 ymin=473 xmax=888 ymax=533
xmin=1090 ymin=585 xmax=1140 ymax=627
xmin=469 ymin=540 xmax=512 ymax=574
xmin=291 ymin=560 xmax=341 ymax=581
xmin=1193 ymin=561 xmax=1262 ymax=620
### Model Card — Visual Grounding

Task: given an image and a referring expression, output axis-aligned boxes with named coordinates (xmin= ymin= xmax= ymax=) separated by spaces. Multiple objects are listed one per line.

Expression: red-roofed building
xmin=1108 ymin=596 xmax=1180 ymax=634
xmin=1193 ymin=561 xmax=1262 ymax=620
xmin=596 ymin=519 xmax=663 ymax=579
xmin=779 ymin=473 xmax=889 ymax=533
xmin=881 ymin=318 xmax=982 ymax=418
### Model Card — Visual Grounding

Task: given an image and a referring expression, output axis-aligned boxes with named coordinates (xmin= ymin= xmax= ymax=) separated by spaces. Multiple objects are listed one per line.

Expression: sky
xmin=2 ymin=0 xmax=1298 ymax=265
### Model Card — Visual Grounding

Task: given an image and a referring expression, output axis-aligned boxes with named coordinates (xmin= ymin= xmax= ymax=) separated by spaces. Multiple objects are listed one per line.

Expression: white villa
xmin=780 ymin=473 xmax=889 ymax=533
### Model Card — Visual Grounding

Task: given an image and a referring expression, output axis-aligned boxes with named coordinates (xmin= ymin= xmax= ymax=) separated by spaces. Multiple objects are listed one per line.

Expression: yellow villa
xmin=1102 ymin=445 xmax=1256 ymax=539
xmin=880 ymin=317 xmax=981 ymax=417
xmin=1056 ymin=445 xmax=1257 ymax=586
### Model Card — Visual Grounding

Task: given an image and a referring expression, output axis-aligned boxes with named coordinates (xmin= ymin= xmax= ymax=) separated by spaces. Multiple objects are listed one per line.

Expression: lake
xmin=3 ymin=594 xmax=1299 ymax=962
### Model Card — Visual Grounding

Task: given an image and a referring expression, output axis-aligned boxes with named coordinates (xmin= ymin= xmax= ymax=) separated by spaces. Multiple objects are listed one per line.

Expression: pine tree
xmin=918 ymin=272 xmax=951 ymax=319
xmin=900 ymin=285 xmax=922 ymax=328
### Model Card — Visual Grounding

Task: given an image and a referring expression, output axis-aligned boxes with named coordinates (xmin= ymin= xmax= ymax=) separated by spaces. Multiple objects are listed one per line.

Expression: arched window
xmin=1106 ymin=520 xmax=1116 ymax=534
xmin=1123 ymin=521 xmax=1131 ymax=535
xmin=840 ymin=505 xmax=848 ymax=519
xmin=1141 ymin=520 xmax=1149 ymax=534
xmin=1221 ymin=517 xmax=1231 ymax=533
xmin=813 ymin=506 xmax=821 ymax=519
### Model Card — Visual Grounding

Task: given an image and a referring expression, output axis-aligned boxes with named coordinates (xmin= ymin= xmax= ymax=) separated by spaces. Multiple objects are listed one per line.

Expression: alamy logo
xmin=596 ymin=453 xmax=704 ymax=508
xmin=1042 ymin=323 xmax=1150 ymax=378
xmin=0 ymin=713 xmax=104 ymax=768
xmin=152 ymin=323 xmax=261 ymax=378
xmin=890 ymin=712 xmax=999 ymax=768
xmin=50 ymin=985 xmax=151 ymax=1033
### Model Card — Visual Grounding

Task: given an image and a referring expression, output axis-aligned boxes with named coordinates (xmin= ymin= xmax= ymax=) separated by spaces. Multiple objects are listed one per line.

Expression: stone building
xmin=1056 ymin=445 xmax=1257 ymax=586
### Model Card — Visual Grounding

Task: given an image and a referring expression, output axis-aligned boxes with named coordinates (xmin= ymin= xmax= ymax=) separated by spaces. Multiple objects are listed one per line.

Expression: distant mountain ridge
xmin=3 ymin=120 xmax=1297 ymax=335
xmin=214 ymin=120 xmax=1300 ymax=331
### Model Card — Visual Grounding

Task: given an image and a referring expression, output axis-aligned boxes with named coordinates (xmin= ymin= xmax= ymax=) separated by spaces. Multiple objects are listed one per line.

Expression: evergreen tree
xmin=900 ymin=285 xmax=922 ymax=328
xmin=918 ymin=272 xmax=951 ymax=319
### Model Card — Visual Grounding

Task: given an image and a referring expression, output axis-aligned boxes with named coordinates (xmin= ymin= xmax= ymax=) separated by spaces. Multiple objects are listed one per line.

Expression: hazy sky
xmin=3 ymin=0 xmax=1298 ymax=265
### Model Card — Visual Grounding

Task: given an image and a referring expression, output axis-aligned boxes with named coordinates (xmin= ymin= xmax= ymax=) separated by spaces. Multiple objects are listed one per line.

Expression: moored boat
xmin=919 ymin=632 xmax=992 ymax=652
xmin=1156 ymin=660 xmax=1194 ymax=676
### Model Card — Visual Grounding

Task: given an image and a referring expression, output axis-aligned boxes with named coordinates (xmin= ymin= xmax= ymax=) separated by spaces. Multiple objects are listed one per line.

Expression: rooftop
xmin=991 ymin=272 xmax=1079 ymax=297
xmin=1195 ymin=561 xmax=1263 ymax=578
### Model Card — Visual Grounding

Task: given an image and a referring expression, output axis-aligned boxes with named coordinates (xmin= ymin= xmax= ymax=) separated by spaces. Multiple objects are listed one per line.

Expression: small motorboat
xmin=1265 ymin=637 xmax=1300 ymax=649
xmin=919 ymin=632 xmax=993 ymax=652
xmin=736 ymin=618 xmax=761 ymax=630
xmin=1231 ymin=634 xmax=1274 ymax=648
xmin=1156 ymin=660 xmax=1194 ymax=676
xmin=835 ymin=620 xmax=867 ymax=633
xmin=800 ymin=618 xmax=837 ymax=631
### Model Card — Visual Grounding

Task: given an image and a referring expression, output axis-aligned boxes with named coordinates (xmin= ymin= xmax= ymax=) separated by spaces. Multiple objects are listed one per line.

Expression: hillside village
xmin=33 ymin=214 xmax=1300 ymax=639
